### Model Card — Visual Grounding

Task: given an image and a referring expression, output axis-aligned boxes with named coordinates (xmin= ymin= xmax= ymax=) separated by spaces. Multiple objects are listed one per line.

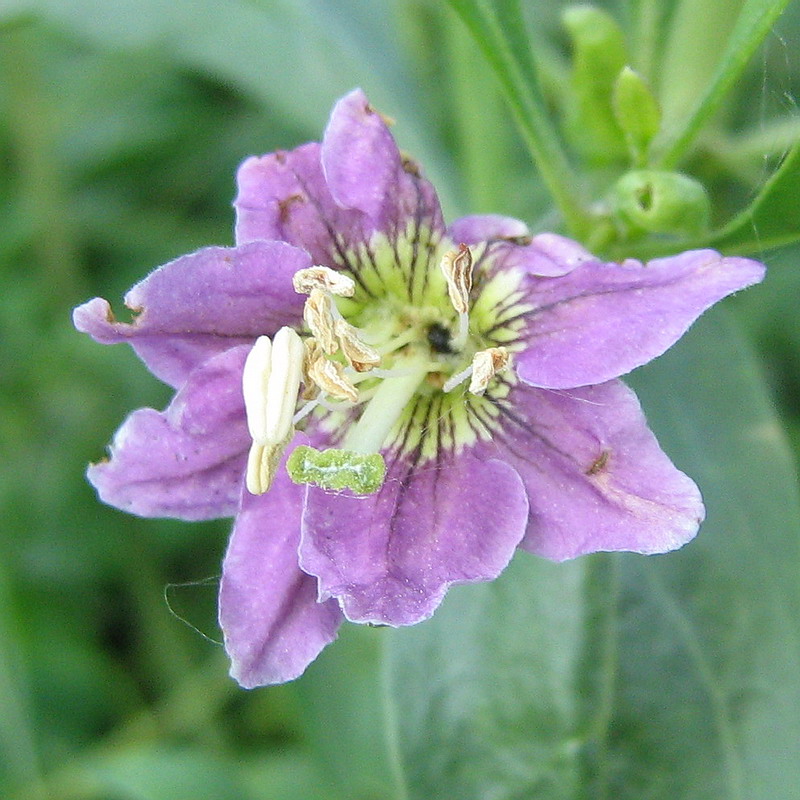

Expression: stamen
xmin=262 ymin=327 xmax=306 ymax=443
xmin=469 ymin=347 xmax=510 ymax=395
xmin=442 ymin=347 xmax=510 ymax=394
xmin=293 ymin=266 xmax=355 ymax=297
xmin=241 ymin=335 xmax=272 ymax=442
xmin=300 ymin=338 xmax=322 ymax=400
xmin=442 ymin=363 xmax=473 ymax=393
xmin=303 ymin=288 xmax=338 ymax=354
xmin=335 ymin=318 xmax=381 ymax=372
xmin=454 ymin=312 xmax=470 ymax=351
xmin=242 ymin=326 xmax=305 ymax=495
xmin=293 ymin=397 xmax=321 ymax=425
xmin=440 ymin=243 xmax=473 ymax=315
xmin=307 ymin=355 xmax=359 ymax=404
xmin=245 ymin=439 xmax=288 ymax=495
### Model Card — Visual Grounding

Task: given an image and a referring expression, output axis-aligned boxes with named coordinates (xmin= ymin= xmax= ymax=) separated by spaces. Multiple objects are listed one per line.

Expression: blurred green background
xmin=1 ymin=1 xmax=799 ymax=799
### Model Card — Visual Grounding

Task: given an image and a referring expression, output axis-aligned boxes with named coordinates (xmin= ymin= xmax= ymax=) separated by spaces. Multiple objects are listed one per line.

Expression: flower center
xmin=242 ymin=227 xmax=529 ymax=494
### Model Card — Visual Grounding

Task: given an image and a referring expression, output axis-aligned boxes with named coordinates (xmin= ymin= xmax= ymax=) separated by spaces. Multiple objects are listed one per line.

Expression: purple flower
xmin=74 ymin=89 xmax=765 ymax=688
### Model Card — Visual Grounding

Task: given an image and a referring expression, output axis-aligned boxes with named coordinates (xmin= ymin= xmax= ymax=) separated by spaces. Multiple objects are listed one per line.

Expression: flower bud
xmin=612 ymin=66 xmax=661 ymax=165
xmin=612 ymin=170 xmax=710 ymax=237
xmin=562 ymin=5 xmax=628 ymax=164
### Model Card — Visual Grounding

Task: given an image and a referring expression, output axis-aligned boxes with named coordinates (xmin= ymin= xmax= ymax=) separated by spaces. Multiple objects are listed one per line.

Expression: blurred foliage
xmin=0 ymin=1 xmax=798 ymax=799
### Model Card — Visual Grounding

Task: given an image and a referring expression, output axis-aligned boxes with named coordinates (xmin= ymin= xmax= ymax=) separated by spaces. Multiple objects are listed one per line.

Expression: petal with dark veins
xmin=514 ymin=249 xmax=765 ymax=389
xmin=299 ymin=449 xmax=528 ymax=626
xmin=480 ymin=379 xmax=704 ymax=561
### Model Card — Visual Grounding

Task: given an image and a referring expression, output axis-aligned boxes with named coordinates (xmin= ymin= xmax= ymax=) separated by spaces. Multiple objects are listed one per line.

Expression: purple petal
xmin=485 ymin=379 xmax=704 ymax=560
xmin=483 ymin=233 xmax=595 ymax=280
xmin=298 ymin=451 xmax=529 ymax=626
xmin=321 ymin=89 xmax=444 ymax=238
xmin=219 ymin=447 xmax=343 ymax=688
xmin=234 ymin=144 xmax=370 ymax=264
xmin=73 ymin=241 xmax=309 ymax=388
xmin=321 ymin=89 xmax=402 ymax=223
xmin=515 ymin=249 xmax=765 ymax=389
xmin=448 ymin=213 xmax=530 ymax=244
xmin=235 ymin=90 xmax=444 ymax=271
xmin=87 ymin=346 xmax=251 ymax=520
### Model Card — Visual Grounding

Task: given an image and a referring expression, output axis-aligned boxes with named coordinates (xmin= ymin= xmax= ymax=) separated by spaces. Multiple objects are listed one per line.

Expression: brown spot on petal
xmin=401 ymin=153 xmax=421 ymax=176
xmin=365 ymin=103 xmax=395 ymax=127
xmin=501 ymin=234 xmax=533 ymax=246
xmin=278 ymin=193 xmax=305 ymax=225
xmin=586 ymin=450 xmax=611 ymax=476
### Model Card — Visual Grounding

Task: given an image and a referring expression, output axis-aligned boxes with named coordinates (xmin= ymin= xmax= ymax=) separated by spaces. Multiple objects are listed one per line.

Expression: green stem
xmin=631 ymin=0 xmax=663 ymax=84
xmin=446 ymin=0 xmax=592 ymax=238
xmin=653 ymin=0 xmax=790 ymax=169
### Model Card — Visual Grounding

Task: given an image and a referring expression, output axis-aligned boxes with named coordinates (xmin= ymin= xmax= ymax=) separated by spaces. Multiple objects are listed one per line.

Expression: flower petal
xmin=234 ymin=143 xmax=370 ymax=264
xmin=448 ymin=213 xmax=530 ymax=244
xmin=515 ymin=249 xmax=765 ymax=388
xmin=73 ymin=241 xmax=309 ymax=388
xmin=481 ymin=232 xmax=594 ymax=280
xmin=321 ymin=88 xmax=444 ymax=237
xmin=298 ymin=451 xmax=529 ymax=626
xmin=483 ymin=379 xmax=704 ymax=560
xmin=219 ymin=455 xmax=343 ymax=688
xmin=87 ymin=346 xmax=251 ymax=520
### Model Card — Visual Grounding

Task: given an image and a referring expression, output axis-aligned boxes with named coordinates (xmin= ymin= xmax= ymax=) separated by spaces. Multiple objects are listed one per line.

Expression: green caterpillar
xmin=286 ymin=446 xmax=386 ymax=495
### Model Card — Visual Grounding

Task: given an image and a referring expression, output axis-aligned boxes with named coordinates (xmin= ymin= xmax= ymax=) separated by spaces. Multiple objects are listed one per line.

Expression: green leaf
xmin=562 ymin=5 xmax=629 ymax=164
xmin=385 ymin=556 xmax=588 ymax=799
xmin=83 ymin=747 xmax=253 ymax=800
xmin=386 ymin=308 xmax=800 ymax=799
xmin=612 ymin=66 xmax=661 ymax=166
xmin=708 ymin=141 xmax=800 ymax=253
xmin=294 ymin=624 xmax=397 ymax=800
xmin=445 ymin=0 xmax=591 ymax=237
xmin=654 ymin=0 xmax=792 ymax=168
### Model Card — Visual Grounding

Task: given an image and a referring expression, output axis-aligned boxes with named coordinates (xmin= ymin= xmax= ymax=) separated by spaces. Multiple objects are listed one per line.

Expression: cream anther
xmin=301 ymin=337 xmax=322 ymax=400
xmin=335 ymin=318 xmax=381 ymax=372
xmin=246 ymin=440 xmax=288 ymax=495
xmin=242 ymin=327 xmax=305 ymax=495
xmin=440 ymin=243 xmax=473 ymax=315
xmin=263 ymin=326 xmax=305 ymax=443
xmin=307 ymin=355 xmax=359 ymax=404
xmin=303 ymin=288 xmax=338 ymax=354
xmin=293 ymin=266 xmax=355 ymax=297
xmin=469 ymin=347 xmax=510 ymax=395
xmin=241 ymin=335 xmax=272 ymax=442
